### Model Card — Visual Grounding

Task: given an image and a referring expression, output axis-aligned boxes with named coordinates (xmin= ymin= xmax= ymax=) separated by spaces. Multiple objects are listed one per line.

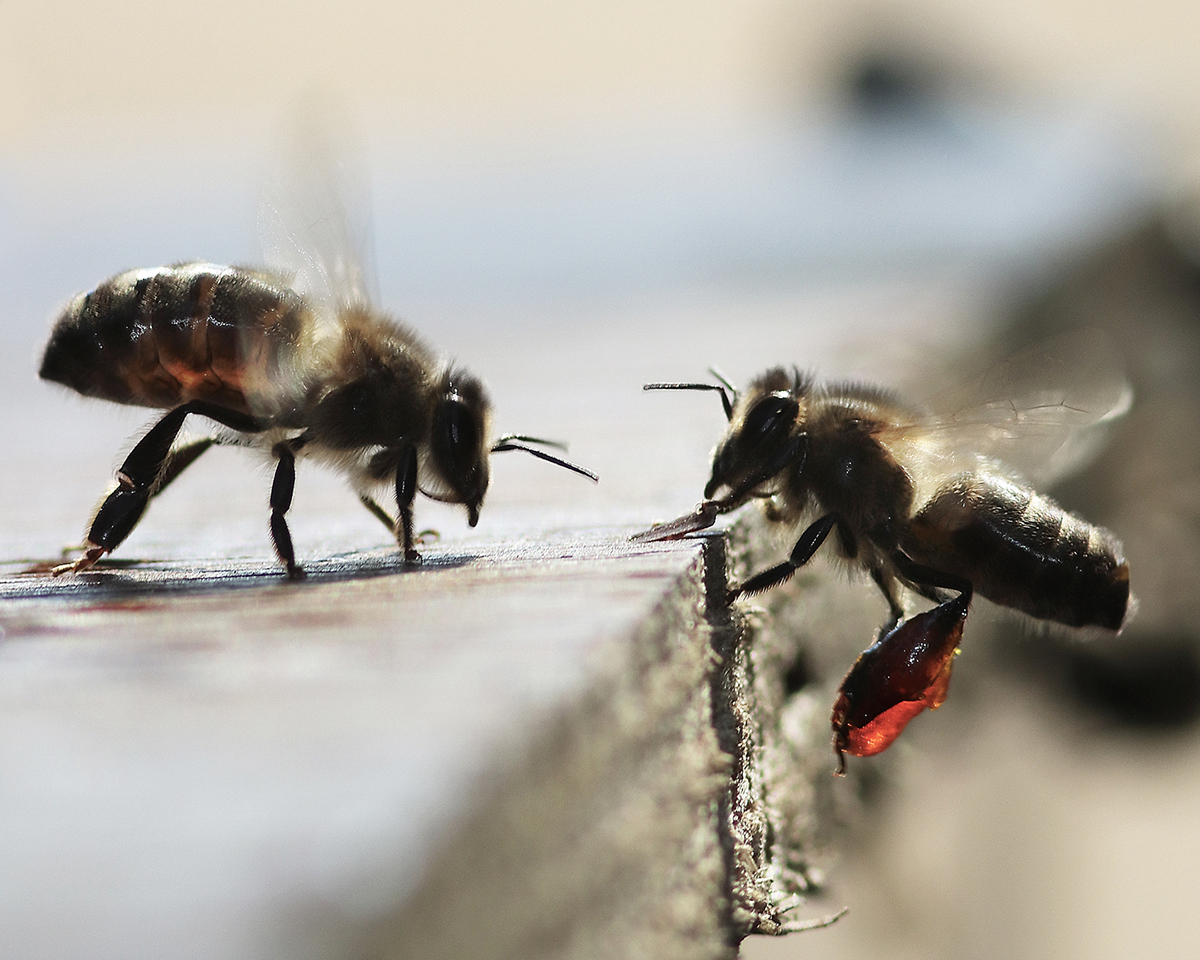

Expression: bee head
xmin=428 ymin=370 xmax=492 ymax=525
xmin=706 ymin=367 xmax=808 ymax=503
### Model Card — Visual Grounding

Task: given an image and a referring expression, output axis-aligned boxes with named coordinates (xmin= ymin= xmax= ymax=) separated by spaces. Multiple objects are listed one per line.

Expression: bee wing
xmin=888 ymin=332 xmax=1132 ymax=486
xmin=258 ymin=103 xmax=380 ymax=319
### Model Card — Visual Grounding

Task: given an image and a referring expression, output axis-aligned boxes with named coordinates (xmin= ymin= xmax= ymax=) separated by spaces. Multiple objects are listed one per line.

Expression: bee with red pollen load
xmin=634 ymin=356 xmax=1131 ymax=774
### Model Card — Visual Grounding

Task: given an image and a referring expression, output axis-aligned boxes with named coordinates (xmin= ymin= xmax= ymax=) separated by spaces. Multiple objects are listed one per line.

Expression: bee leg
xmin=360 ymin=493 xmax=443 ymax=546
xmin=268 ymin=443 xmax=305 ymax=580
xmin=56 ymin=401 xmax=260 ymax=574
xmin=844 ymin=521 xmax=908 ymax=630
xmin=829 ymin=556 xmax=975 ymax=774
xmin=890 ymin=552 xmax=973 ymax=605
xmin=729 ymin=512 xmax=838 ymax=603
xmin=831 ymin=589 xmax=971 ymax=774
xmin=152 ymin=438 xmax=216 ymax=498
xmin=867 ymin=566 xmax=906 ymax=633
xmin=358 ymin=494 xmax=397 ymax=534
xmin=69 ymin=406 xmax=192 ymax=570
xmin=80 ymin=438 xmax=216 ymax=570
xmin=394 ymin=443 xmax=421 ymax=565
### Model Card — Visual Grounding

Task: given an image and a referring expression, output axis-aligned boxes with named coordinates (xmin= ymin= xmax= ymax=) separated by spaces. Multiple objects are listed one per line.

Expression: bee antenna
xmin=490 ymin=438 xmax=599 ymax=482
xmin=492 ymin=433 xmax=568 ymax=452
xmin=643 ymin=371 xmax=736 ymax=421
xmin=707 ymin=366 xmax=739 ymax=400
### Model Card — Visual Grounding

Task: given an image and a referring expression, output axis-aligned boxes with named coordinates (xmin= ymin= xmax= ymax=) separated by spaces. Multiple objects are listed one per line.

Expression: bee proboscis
xmin=634 ymin=357 xmax=1130 ymax=773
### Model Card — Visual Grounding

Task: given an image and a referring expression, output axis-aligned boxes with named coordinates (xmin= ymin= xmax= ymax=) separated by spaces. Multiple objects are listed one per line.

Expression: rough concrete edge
xmin=719 ymin=513 xmax=881 ymax=941
xmin=2 ymin=522 xmax=873 ymax=954
xmin=279 ymin=535 xmax=743 ymax=960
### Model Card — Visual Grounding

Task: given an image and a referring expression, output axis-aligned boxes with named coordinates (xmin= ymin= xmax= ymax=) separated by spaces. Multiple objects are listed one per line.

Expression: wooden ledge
xmin=0 ymin=526 xmax=850 ymax=959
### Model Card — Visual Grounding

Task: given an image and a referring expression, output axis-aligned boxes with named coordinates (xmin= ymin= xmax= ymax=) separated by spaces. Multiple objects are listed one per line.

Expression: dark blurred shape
xmin=999 ymin=631 xmax=1200 ymax=730
xmin=844 ymin=49 xmax=945 ymax=119
xmin=1067 ymin=634 xmax=1200 ymax=728
xmin=782 ymin=648 xmax=812 ymax=697
xmin=985 ymin=211 xmax=1200 ymax=731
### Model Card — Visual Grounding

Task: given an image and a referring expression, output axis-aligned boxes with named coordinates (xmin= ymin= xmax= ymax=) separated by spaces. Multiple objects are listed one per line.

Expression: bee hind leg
xmin=153 ymin=438 xmax=217 ymax=497
xmin=890 ymin=552 xmax=973 ymax=606
xmin=55 ymin=401 xmax=259 ymax=575
xmin=269 ymin=443 xmax=305 ymax=580
xmin=867 ymin=566 xmax=906 ymax=634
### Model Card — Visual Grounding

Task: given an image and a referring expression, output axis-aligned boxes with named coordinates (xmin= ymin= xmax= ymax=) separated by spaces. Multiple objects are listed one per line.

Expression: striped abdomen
xmin=39 ymin=263 xmax=307 ymax=415
xmin=904 ymin=474 xmax=1129 ymax=630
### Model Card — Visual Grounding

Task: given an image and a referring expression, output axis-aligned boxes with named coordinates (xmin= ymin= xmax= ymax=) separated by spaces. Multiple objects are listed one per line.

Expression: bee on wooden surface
xmin=39 ymin=138 xmax=596 ymax=580
xmin=634 ymin=349 xmax=1131 ymax=773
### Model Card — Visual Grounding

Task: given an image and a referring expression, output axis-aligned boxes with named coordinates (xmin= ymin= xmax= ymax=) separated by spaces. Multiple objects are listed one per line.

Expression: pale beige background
xmin=3 ymin=2 xmax=1199 ymax=959
xmin=3 ymin=0 xmax=1200 ymax=156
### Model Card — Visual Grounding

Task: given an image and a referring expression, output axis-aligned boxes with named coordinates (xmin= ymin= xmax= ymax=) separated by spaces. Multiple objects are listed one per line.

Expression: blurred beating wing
xmin=258 ymin=101 xmax=380 ymax=318
xmin=887 ymin=331 xmax=1132 ymax=487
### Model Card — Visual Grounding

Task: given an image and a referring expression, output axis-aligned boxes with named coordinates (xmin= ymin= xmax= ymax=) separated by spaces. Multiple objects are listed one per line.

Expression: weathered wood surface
xmin=2 ymin=280 xmax=972 ymax=959
xmin=1 ymin=534 xmax=741 ymax=959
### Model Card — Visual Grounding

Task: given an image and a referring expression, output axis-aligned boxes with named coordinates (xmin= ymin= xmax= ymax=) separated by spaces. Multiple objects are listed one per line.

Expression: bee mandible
xmin=634 ymin=356 xmax=1130 ymax=773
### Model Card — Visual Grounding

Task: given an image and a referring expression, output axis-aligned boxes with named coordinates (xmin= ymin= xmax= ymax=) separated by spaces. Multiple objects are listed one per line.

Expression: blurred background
xmin=3 ymin=1 xmax=1200 ymax=957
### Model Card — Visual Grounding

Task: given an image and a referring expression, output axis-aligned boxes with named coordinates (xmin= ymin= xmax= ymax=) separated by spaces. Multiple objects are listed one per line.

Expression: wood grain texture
xmin=0 ymin=534 xmax=734 ymax=958
xmin=1 ymin=273 xmax=971 ymax=959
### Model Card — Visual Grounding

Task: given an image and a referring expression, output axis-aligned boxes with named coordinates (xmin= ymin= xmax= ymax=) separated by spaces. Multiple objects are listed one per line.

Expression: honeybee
xmin=634 ymin=352 xmax=1131 ymax=773
xmin=39 ymin=135 xmax=596 ymax=579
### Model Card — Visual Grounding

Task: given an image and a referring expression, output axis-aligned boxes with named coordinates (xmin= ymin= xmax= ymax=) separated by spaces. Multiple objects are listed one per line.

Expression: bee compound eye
xmin=742 ymin=395 xmax=797 ymax=445
xmin=445 ymin=402 xmax=478 ymax=464
xmin=433 ymin=397 xmax=484 ymax=487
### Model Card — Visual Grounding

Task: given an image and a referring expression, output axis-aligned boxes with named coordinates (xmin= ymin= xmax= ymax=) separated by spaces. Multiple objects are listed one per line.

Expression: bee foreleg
xmin=394 ymin=443 xmax=420 ymax=565
xmin=729 ymin=512 xmax=838 ymax=603
xmin=269 ymin=443 xmax=305 ymax=580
